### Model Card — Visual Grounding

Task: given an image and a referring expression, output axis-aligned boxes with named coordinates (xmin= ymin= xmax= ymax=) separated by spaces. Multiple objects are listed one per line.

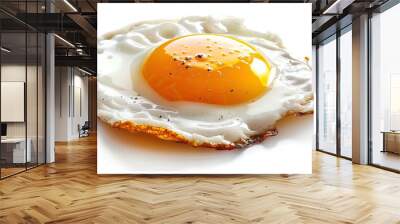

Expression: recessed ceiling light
xmin=63 ymin=0 xmax=78 ymax=12
xmin=323 ymin=0 xmax=354 ymax=15
xmin=1 ymin=47 xmax=11 ymax=53
xmin=78 ymin=67 xmax=92 ymax=76
xmin=54 ymin=34 xmax=75 ymax=48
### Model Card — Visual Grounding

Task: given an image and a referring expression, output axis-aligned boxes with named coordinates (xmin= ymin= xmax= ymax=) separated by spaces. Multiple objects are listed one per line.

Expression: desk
xmin=381 ymin=131 xmax=400 ymax=154
xmin=1 ymin=138 xmax=31 ymax=163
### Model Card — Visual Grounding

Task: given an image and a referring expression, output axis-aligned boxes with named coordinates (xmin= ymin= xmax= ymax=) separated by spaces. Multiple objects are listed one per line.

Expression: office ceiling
xmin=0 ymin=31 xmax=44 ymax=64
xmin=0 ymin=0 xmax=393 ymax=74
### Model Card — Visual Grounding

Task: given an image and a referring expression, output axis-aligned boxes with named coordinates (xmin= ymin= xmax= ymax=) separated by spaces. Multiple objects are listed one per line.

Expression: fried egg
xmin=97 ymin=16 xmax=313 ymax=150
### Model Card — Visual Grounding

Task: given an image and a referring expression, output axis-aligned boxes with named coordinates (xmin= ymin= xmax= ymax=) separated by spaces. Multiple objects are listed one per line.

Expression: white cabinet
xmin=1 ymin=138 xmax=32 ymax=163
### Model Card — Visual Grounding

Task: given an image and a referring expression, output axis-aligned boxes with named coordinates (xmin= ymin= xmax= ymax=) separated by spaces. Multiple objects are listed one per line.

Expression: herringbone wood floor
xmin=1 ymin=135 xmax=400 ymax=224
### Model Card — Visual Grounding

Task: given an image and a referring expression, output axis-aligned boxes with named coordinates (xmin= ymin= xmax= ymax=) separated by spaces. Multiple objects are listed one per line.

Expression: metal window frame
xmin=316 ymin=33 xmax=339 ymax=156
xmin=336 ymin=25 xmax=341 ymax=158
xmin=367 ymin=0 xmax=400 ymax=173
xmin=0 ymin=24 xmax=2 ymax=179
xmin=316 ymin=0 xmax=400 ymax=172
xmin=315 ymin=22 xmax=353 ymax=162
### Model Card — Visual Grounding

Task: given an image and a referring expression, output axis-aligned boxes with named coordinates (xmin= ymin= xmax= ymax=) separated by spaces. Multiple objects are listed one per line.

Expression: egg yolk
xmin=141 ymin=34 xmax=270 ymax=105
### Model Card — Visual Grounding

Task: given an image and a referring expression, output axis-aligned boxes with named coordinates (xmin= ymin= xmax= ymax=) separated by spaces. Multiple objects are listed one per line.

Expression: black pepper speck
xmin=195 ymin=53 xmax=205 ymax=59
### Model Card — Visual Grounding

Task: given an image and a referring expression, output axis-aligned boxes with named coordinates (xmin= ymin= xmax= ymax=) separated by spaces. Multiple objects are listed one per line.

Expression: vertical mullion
xmin=59 ymin=67 xmax=62 ymax=117
xmin=316 ymin=45 xmax=320 ymax=150
xmin=72 ymin=68 xmax=75 ymax=118
xmin=336 ymin=28 xmax=341 ymax=157
xmin=44 ymin=33 xmax=47 ymax=164
xmin=367 ymin=11 xmax=373 ymax=165
xmin=68 ymin=69 xmax=71 ymax=118
xmin=36 ymin=0 xmax=39 ymax=167
xmin=25 ymin=0 xmax=28 ymax=171
xmin=44 ymin=0 xmax=48 ymax=164
xmin=0 ymin=28 xmax=2 ymax=179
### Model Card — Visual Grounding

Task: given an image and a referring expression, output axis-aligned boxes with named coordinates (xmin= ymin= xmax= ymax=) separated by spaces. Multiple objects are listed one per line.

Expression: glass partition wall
xmin=0 ymin=3 xmax=46 ymax=179
xmin=316 ymin=26 xmax=352 ymax=159
xmin=0 ymin=31 xmax=27 ymax=177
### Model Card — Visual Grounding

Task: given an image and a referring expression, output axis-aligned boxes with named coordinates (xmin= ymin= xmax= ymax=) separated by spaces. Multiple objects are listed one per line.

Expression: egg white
xmin=97 ymin=16 xmax=313 ymax=146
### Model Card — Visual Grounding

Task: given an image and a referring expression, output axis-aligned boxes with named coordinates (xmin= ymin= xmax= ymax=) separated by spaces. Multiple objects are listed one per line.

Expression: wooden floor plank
xmin=0 ymin=135 xmax=400 ymax=223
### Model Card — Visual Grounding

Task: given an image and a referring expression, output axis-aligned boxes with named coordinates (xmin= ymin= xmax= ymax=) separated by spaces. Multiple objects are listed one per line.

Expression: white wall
xmin=72 ymin=73 xmax=89 ymax=138
xmin=55 ymin=66 xmax=69 ymax=141
xmin=54 ymin=67 xmax=89 ymax=141
xmin=1 ymin=65 xmax=41 ymax=138
xmin=1 ymin=65 xmax=26 ymax=139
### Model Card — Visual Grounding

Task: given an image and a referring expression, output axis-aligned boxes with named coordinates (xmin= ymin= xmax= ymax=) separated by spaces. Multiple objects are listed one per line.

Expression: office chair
xmin=79 ymin=121 xmax=90 ymax=138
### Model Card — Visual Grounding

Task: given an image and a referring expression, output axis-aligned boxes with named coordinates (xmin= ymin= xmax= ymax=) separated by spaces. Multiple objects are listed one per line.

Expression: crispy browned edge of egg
xmin=111 ymin=120 xmax=277 ymax=150
xmin=108 ymin=98 xmax=314 ymax=150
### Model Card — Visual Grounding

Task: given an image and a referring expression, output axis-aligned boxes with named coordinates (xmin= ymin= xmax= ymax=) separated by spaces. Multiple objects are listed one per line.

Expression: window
xmin=317 ymin=36 xmax=337 ymax=154
xmin=370 ymin=2 xmax=400 ymax=171
xmin=339 ymin=28 xmax=352 ymax=158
